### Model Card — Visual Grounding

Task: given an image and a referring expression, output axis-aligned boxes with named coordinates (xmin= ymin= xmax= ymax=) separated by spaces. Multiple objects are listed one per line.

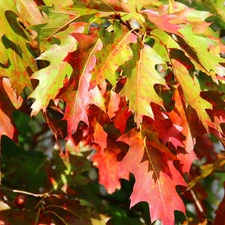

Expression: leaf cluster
xmin=1 ymin=0 xmax=225 ymax=224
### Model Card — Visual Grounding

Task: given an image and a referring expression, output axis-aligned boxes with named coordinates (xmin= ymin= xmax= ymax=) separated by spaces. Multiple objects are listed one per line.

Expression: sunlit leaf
xmin=118 ymin=122 xmax=186 ymax=225
xmin=121 ymin=39 xmax=166 ymax=124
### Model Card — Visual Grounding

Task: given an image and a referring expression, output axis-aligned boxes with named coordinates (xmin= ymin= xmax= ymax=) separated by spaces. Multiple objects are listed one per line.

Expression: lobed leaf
xmin=118 ymin=123 xmax=186 ymax=225
xmin=0 ymin=0 xmax=36 ymax=93
xmin=31 ymin=5 xmax=98 ymax=50
xmin=91 ymin=22 xmax=136 ymax=87
xmin=29 ymin=34 xmax=77 ymax=116
xmin=16 ymin=0 xmax=47 ymax=25
xmin=141 ymin=8 xmax=184 ymax=36
xmin=122 ymin=39 xmax=166 ymax=124
xmin=170 ymin=50 xmax=213 ymax=131
xmin=0 ymin=78 xmax=22 ymax=142
xmin=92 ymin=140 xmax=123 ymax=194
xmin=170 ymin=87 xmax=197 ymax=173
xmin=179 ymin=26 xmax=225 ymax=80
xmin=61 ymin=32 xmax=105 ymax=136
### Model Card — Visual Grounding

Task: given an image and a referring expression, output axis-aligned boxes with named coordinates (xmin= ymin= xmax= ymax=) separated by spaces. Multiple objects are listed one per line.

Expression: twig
xmin=1 ymin=187 xmax=49 ymax=198
xmin=190 ymin=188 xmax=206 ymax=217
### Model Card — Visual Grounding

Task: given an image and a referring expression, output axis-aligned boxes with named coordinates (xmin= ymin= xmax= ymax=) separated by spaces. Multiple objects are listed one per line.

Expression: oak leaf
xmin=60 ymin=33 xmax=105 ymax=136
xmin=141 ymin=8 xmax=183 ymax=36
xmin=0 ymin=1 xmax=36 ymax=94
xmin=179 ymin=26 xmax=225 ymax=80
xmin=170 ymin=50 xmax=212 ymax=131
xmin=29 ymin=34 xmax=76 ymax=116
xmin=122 ymin=39 xmax=166 ymax=124
xmin=170 ymin=87 xmax=197 ymax=173
xmin=92 ymin=140 xmax=123 ymax=194
xmin=0 ymin=78 xmax=23 ymax=142
xmin=91 ymin=22 xmax=136 ymax=87
xmin=118 ymin=122 xmax=186 ymax=225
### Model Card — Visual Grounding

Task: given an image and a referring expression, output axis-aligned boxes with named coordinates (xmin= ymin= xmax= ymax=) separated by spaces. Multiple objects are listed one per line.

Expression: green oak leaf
xmin=29 ymin=34 xmax=77 ymax=116
xmin=121 ymin=39 xmax=166 ymax=125
xmin=91 ymin=22 xmax=136 ymax=87
xmin=170 ymin=49 xmax=212 ymax=131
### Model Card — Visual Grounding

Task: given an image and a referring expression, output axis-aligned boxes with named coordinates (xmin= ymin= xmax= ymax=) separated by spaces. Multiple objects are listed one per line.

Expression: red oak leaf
xmin=113 ymin=98 xmax=132 ymax=134
xmin=88 ymin=115 xmax=108 ymax=152
xmin=121 ymin=41 xmax=166 ymax=124
xmin=0 ymin=78 xmax=22 ymax=142
xmin=141 ymin=8 xmax=183 ymax=36
xmin=118 ymin=121 xmax=186 ymax=225
xmin=153 ymin=107 xmax=184 ymax=148
xmin=107 ymin=91 xmax=120 ymax=119
xmin=170 ymin=87 xmax=197 ymax=173
xmin=92 ymin=139 xmax=124 ymax=194
xmin=61 ymin=33 xmax=105 ymax=136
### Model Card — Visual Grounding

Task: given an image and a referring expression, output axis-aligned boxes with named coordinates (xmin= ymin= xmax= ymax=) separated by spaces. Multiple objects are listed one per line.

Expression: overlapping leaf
xmin=0 ymin=78 xmax=23 ymax=142
xmin=91 ymin=22 xmax=136 ymax=87
xmin=179 ymin=26 xmax=225 ymax=80
xmin=0 ymin=0 xmax=36 ymax=94
xmin=89 ymin=115 xmax=108 ymax=151
xmin=170 ymin=50 xmax=213 ymax=131
xmin=141 ymin=8 xmax=184 ymax=36
xmin=43 ymin=0 xmax=73 ymax=7
xmin=118 ymin=122 xmax=186 ymax=225
xmin=31 ymin=5 xmax=98 ymax=50
xmin=214 ymin=182 xmax=225 ymax=225
xmin=170 ymin=87 xmax=197 ymax=173
xmin=92 ymin=140 xmax=123 ymax=194
xmin=29 ymin=33 xmax=77 ymax=116
xmin=107 ymin=90 xmax=120 ymax=119
xmin=121 ymin=39 xmax=166 ymax=124
xmin=60 ymin=32 xmax=105 ymax=136
xmin=16 ymin=0 xmax=47 ymax=25
xmin=2 ymin=0 xmax=225 ymax=224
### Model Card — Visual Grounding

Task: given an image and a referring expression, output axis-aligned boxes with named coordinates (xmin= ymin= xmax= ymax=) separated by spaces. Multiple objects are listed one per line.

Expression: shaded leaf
xmin=113 ymin=98 xmax=132 ymax=134
xmin=189 ymin=158 xmax=225 ymax=189
xmin=153 ymin=108 xmax=184 ymax=148
xmin=0 ymin=1 xmax=36 ymax=93
xmin=92 ymin=140 xmax=124 ymax=194
xmin=0 ymin=78 xmax=22 ymax=142
xmin=214 ymin=182 xmax=225 ymax=225
xmin=170 ymin=87 xmax=197 ymax=173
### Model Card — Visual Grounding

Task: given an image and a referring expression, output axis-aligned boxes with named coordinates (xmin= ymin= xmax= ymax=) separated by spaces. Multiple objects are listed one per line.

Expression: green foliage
xmin=1 ymin=0 xmax=225 ymax=224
